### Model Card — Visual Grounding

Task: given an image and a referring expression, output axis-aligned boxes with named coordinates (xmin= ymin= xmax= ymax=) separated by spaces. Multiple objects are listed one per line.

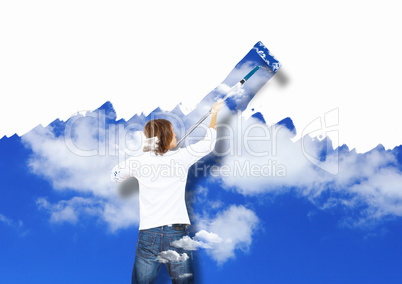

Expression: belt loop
xmin=173 ymin=224 xmax=187 ymax=231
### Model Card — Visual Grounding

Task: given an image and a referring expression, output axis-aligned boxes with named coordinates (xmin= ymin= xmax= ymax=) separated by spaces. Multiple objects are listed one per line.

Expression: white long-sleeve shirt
xmin=111 ymin=127 xmax=217 ymax=230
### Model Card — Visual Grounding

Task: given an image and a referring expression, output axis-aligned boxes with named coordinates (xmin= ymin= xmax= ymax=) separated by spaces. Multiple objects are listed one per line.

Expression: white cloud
xmin=101 ymin=197 xmax=141 ymax=232
xmin=20 ymin=110 xmax=143 ymax=197
xmin=35 ymin=195 xmax=140 ymax=232
xmin=0 ymin=213 xmax=27 ymax=236
xmin=21 ymin=110 xmax=142 ymax=231
xmin=211 ymin=111 xmax=402 ymax=226
xmin=171 ymin=230 xmax=223 ymax=251
xmin=195 ymin=230 xmax=222 ymax=244
xmin=215 ymin=82 xmax=245 ymax=103
xmin=36 ymin=197 xmax=103 ymax=224
xmin=211 ymin=113 xmax=322 ymax=194
xmin=0 ymin=214 xmax=13 ymax=226
xmin=157 ymin=250 xmax=189 ymax=263
xmin=165 ymin=205 xmax=259 ymax=265
xmin=215 ymin=83 xmax=232 ymax=94
xmin=194 ymin=205 xmax=259 ymax=265
xmin=171 ymin=235 xmax=212 ymax=251
xmin=179 ymin=273 xmax=193 ymax=279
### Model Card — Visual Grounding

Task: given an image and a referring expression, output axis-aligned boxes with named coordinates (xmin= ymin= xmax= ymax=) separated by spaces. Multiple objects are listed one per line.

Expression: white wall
xmin=1 ymin=0 xmax=401 ymax=152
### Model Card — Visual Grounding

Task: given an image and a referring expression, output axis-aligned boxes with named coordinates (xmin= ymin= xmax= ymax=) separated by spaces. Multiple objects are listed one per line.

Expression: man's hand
xmin=209 ymin=99 xmax=224 ymax=130
xmin=211 ymin=99 xmax=224 ymax=115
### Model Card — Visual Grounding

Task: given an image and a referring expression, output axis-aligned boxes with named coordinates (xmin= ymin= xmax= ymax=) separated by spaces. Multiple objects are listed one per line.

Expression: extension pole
xmin=173 ymin=66 xmax=262 ymax=150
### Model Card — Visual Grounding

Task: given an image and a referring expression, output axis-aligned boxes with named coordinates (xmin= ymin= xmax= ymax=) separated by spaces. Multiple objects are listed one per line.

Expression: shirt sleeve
xmin=110 ymin=157 xmax=139 ymax=183
xmin=178 ymin=127 xmax=217 ymax=167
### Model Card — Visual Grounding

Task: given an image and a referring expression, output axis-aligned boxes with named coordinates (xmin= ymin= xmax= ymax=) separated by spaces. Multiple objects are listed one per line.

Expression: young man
xmin=111 ymin=100 xmax=224 ymax=284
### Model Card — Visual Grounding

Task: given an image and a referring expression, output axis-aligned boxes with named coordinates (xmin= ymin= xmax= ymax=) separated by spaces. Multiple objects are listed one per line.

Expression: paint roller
xmin=172 ymin=41 xmax=281 ymax=150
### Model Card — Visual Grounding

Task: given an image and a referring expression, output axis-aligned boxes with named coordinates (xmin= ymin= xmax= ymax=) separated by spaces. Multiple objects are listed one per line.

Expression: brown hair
xmin=143 ymin=119 xmax=173 ymax=156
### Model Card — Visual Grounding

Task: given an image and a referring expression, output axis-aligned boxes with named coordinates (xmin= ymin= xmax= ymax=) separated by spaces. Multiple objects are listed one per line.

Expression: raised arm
xmin=179 ymin=99 xmax=224 ymax=166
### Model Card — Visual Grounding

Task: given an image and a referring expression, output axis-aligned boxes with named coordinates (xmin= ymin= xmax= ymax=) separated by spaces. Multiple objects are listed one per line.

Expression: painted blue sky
xmin=2 ymin=42 xmax=402 ymax=284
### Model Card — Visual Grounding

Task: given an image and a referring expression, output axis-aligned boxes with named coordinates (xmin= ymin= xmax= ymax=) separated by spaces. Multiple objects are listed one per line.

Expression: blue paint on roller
xmin=252 ymin=41 xmax=281 ymax=73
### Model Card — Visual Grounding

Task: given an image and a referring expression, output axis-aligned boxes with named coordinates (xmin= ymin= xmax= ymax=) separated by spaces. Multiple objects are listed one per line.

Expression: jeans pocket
xmin=136 ymin=232 xmax=156 ymax=258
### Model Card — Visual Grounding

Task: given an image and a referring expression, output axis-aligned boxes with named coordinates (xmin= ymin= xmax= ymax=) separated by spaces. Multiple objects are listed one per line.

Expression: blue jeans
xmin=132 ymin=225 xmax=195 ymax=284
